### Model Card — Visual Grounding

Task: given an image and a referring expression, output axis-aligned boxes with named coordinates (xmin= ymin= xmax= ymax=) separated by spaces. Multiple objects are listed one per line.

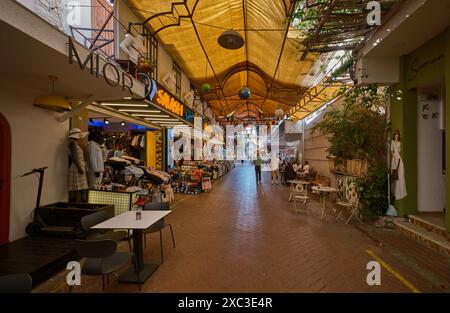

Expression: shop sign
xmin=68 ymin=37 xmax=134 ymax=94
xmin=146 ymin=82 xmax=185 ymax=117
xmin=408 ymin=54 xmax=445 ymax=82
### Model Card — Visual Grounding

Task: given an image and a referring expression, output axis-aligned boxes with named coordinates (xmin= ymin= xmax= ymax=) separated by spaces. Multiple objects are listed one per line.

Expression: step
xmin=408 ymin=215 xmax=450 ymax=242
xmin=394 ymin=220 xmax=450 ymax=257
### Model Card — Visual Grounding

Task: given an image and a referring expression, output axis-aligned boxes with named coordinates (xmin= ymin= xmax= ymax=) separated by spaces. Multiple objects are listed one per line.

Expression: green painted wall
xmin=390 ymin=27 xmax=450 ymax=232
xmin=445 ymin=29 xmax=450 ymax=232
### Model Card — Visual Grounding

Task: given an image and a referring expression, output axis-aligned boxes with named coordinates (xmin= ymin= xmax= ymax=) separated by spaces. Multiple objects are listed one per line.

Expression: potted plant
xmin=138 ymin=58 xmax=156 ymax=73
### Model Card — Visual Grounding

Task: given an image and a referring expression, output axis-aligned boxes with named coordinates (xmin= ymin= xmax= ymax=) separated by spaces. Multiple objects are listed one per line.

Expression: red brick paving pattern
xmin=35 ymin=164 xmax=450 ymax=293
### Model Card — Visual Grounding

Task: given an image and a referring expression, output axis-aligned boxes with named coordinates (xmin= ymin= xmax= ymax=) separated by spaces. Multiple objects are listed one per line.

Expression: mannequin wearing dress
xmin=68 ymin=129 xmax=88 ymax=202
xmin=391 ymin=131 xmax=407 ymax=200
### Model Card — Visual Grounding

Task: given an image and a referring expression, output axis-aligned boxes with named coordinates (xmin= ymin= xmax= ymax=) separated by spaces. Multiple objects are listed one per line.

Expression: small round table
xmin=287 ymin=180 xmax=311 ymax=202
xmin=311 ymin=186 xmax=338 ymax=220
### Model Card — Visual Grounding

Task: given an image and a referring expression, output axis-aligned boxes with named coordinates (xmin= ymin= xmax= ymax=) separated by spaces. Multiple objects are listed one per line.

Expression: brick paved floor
xmin=35 ymin=164 xmax=450 ymax=293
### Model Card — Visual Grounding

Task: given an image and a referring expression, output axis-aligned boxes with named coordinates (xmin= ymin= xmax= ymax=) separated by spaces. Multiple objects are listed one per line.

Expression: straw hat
xmin=68 ymin=128 xmax=88 ymax=139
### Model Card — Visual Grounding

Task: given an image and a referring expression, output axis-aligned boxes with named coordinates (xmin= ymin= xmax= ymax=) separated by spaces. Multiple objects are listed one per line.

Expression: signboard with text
xmin=146 ymin=81 xmax=185 ymax=118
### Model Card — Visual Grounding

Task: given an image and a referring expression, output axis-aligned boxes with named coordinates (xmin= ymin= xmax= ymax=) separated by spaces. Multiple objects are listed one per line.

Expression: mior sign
xmin=153 ymin=87 xmax=184 ymax=117
xmin=68 ymin=37 xmax=134 ymax=94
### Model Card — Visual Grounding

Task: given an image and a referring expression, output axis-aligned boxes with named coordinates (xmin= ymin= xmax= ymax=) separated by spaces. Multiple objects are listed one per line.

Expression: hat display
xmin=68 ymin=128 xmax=88 ymax=139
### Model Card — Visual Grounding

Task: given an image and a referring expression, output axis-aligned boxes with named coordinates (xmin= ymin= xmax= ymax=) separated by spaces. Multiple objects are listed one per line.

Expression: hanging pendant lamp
xmin=218 ymin=30 xmax=244 ymax=50
xmin=33 ymin=76 xmax=71 ymax=112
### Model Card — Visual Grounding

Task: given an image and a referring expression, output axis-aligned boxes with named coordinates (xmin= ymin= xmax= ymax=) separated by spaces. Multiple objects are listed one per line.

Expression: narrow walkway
xmin=37 ymin=164 xmax=450 ymax=292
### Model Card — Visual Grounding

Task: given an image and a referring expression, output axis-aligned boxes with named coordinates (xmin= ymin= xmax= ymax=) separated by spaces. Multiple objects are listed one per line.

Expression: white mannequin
xmin=391 ymin=130 xmax=407 ymax=200
xmin=119 ymin=33 xmax=146 ymax=65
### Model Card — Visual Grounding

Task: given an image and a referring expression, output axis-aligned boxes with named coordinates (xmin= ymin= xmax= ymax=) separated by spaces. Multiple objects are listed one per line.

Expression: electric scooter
xmin=23 ymin=166 xmax=48 ymax=236
xmin=23 ymin=167 xmax=113 ymax=238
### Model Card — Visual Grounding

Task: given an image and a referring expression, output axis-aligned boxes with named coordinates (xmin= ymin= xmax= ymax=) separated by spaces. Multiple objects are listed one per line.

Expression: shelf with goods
xmin=169 ymin=160 xmax=233 ymax=195
xmin=155 ymin=130 xmax=163 ymax=170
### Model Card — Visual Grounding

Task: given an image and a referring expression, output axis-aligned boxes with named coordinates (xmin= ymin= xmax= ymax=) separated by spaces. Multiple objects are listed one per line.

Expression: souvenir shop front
xmin=165 ymin=128 xmax=234 ymax=195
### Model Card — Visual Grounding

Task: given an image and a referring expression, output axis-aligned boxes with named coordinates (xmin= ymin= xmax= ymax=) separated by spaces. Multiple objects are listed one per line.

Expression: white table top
xmin=287 ymin=180 xmax=311 ymax=185
xmin=92 ymin=210 xmax=171 ymax=230
xmin=311 ymin=186 xmax=337 ymax=192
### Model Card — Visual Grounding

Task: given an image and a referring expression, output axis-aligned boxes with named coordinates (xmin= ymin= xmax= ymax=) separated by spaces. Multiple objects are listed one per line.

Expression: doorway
xmin=417 ymin=84 xmax=445 ymax=212
xmin=0 ymin=113 xmax=11 ymax=245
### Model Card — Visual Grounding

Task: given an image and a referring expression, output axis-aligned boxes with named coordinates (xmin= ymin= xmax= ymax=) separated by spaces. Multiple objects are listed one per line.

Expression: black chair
xmin=81 ymin=210 xmax=132 ymax=251
xmin=72 ymin=239 xmax=140 ymax=292
xmin=0 ymin=273 xmax=32 ymax=293
xmin=142 ymin=202 xmax=175 ymax=264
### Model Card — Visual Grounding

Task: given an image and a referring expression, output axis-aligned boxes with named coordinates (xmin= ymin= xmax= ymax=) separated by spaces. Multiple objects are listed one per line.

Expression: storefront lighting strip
xmin=118 ymin=109 xmax=161 ymax=113
xmin=132 ymin=114 xmax=171 ymax=118
xmin=87 ymin=104 xmax=160 ymax=129
xmin=101 ymin=103 xmax=149 ymax=107
xmin=148 ymin=120 xmax=184 ymax=124
xmin=159 ymin=121 xmax=184 ymax=123
xmin=144 ymin=118 xmax=181 ymax=121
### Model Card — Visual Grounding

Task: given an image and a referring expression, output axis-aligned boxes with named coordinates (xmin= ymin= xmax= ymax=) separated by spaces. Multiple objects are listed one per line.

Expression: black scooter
xmin=22 ymin=167 xmax=109 ymax=238
xmin=23 ymin=166 xmax=48 ymax=236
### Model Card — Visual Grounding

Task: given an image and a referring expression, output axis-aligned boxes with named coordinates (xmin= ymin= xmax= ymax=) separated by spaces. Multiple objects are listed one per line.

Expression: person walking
xmin=270 ymin=156 xmax=280 ymax=185
xmin=253 ymin=155 xmax=263 ymax=185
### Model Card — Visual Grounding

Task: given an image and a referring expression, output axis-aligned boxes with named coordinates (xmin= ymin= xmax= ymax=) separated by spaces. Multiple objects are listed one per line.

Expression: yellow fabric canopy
xmin=128 ymin=0 xmax=322 ymax=119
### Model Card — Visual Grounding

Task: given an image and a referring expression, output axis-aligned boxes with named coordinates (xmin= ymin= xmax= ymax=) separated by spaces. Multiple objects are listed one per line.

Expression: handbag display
xmin=392 ymin=159 xmax=400 ymax=180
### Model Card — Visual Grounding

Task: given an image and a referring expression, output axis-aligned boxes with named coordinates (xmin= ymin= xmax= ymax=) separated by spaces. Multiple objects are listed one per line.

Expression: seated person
xmin=297 ymin=161 xmax=310 ymax=179
xmin=292 ymin=161 xmax=301 ymax=172
xmin=284 ymin=162 xmax=296 ymax=181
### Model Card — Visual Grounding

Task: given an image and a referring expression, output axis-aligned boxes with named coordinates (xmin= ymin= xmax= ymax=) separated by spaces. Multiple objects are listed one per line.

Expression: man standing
xmin=253 ymin=154 xmax=263 ymax=185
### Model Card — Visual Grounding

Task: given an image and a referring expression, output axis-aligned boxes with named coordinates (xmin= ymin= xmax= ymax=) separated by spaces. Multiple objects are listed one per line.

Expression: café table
xmin=92 ymin=210 xmax=171 ymax=284
xmin=287 ymin=180 xmax=311 ymax=202
xmin=311 ymin=186 xmax=338 ymax=220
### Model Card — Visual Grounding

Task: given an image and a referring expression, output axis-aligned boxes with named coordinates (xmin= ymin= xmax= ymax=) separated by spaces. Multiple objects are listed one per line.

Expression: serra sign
xmin=153 ymin=88 xmax=184 ymax=117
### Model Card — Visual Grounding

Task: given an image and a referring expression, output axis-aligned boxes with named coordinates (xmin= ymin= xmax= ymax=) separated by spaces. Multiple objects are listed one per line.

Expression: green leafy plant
xmin=356 ymin=167 xmax=389 ymax=221
xmin=312 ymin=85 xmax=388 ymax=220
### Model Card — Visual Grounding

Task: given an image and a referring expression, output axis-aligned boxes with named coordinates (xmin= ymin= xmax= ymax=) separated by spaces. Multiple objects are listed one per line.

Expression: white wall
xmin=157 ymin=45 xmax=175 ymax=91
xmin=116 ymin=0 xmax=141 ymax=59
xmin=15 ymin=0 xmax=34 ymax=10
xmin=0 ymin=87 xmax=69 ymax=241
xmin=417 ymin=88 xmax=445 ymax=212
xmin=63 ymin=0 xmax=92 ymax=44
xmin=181 ymin=72 xmax=193 ymax=107
xmin=15 ymin=0 xmax=92 ymax=41
xmin=356 ymin=56 xmax=400 ymax=84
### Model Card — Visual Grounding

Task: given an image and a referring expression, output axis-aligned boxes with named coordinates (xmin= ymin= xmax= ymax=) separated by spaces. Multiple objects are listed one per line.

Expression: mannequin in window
xmin=391 ymin=130 xmax=407 ymax=200
xmin=87 ymin=131 xmax=105 ymax=188
xmin=119 ymin=33 xmax=146 ymax=66
xmin=68 ymin=128 xmax=89 ymax=202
